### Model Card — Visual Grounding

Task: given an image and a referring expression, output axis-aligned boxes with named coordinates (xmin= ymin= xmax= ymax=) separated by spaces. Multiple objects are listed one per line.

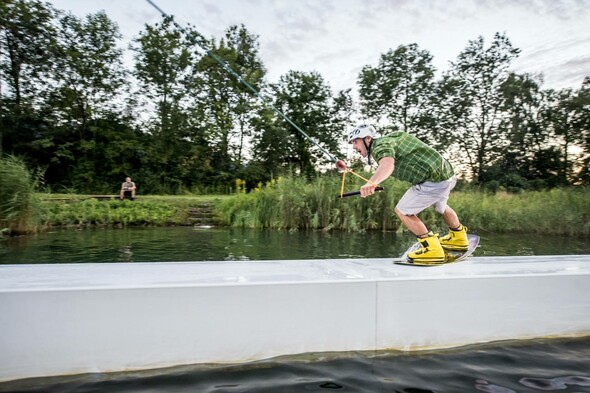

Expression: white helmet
xmin=347 ymin=124 xmax=377 ymax=144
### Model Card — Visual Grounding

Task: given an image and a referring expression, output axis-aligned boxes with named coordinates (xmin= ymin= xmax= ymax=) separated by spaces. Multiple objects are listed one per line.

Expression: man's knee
xmin=394 ymin=207 xmax=413 ymax=218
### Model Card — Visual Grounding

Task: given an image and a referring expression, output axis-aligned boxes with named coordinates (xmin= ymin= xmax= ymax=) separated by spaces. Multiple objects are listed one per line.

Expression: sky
xmin=46 ymin=0 xmax=590 ymax=94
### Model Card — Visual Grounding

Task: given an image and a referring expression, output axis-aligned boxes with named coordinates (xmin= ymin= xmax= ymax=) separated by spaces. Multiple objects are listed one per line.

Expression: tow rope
xmin=338 ymin=169 xmax=383 ymax=198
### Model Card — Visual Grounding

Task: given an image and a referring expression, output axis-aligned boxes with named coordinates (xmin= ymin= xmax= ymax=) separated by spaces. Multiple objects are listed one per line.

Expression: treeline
xmin=1 ymin=0 xmax=589 ymax=195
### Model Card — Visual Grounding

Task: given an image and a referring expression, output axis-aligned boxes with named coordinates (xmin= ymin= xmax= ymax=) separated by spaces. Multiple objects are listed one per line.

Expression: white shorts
xmin=396 ymin=176 xmax=457 ymax=215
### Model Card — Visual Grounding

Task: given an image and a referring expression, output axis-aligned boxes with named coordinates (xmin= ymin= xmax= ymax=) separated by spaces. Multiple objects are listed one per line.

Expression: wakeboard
xmin=396 ymin=234 xmax=480 ymax=266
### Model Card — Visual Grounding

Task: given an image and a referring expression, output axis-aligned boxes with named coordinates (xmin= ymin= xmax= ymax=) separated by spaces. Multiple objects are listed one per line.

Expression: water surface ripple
xmin=2 ymin=337 xmax=589 ymax=392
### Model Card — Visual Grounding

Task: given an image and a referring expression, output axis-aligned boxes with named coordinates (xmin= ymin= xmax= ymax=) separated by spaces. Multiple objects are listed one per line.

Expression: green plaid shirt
xmin=371 ymin=132 xmax=454 ymax=184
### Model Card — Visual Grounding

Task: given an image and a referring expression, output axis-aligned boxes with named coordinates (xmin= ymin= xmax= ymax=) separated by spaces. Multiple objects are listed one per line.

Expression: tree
xmin=544 ymin=77 xmax=590 ymax=184
xmin=0 ymin=0 xmax=57 ymax=156
xmin=1 ymin=3 xmax=133 ymax=191
xmin=487 ymin=72 xmax=562 ymax=188
xmin=249 ymin=105 xmax=290 ymax=181
xmin=132 ymin=15 xmax=196 ymax=192
xmin=43 ymin=11 xmax=128 ymax=189
xmin=221 ymin=24 xmax=266 ymax=163
xmin=574 ymin=77 xmax=590 ymax=184
xmin=50 ymin=11 xmax=127 ymax=128
xmin=255 ymin=71 xmax=347 ymax=178
xmin=435 ymin=33 xmax=520 ymax=183
xmin=191 ymin=24 xmax=266 ymax=182
xmin=67 ymin=114 xmax=143 ymax=193
xmin=358 ymin=43 xmax=436 ymax=138
xmin=0 ymin=0 xmax=56 ymax=106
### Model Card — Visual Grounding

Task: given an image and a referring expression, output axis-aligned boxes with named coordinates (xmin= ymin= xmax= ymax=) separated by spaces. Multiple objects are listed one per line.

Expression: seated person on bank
xmin=120 ymin=177 xmax=137 ymax=200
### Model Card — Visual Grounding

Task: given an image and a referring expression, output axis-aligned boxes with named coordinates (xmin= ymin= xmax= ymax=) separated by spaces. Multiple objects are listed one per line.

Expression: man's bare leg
xmin=394 ymin=207 xmax=428 ymax=236
xmin=442 ymin=206 xmax=461 ymax=229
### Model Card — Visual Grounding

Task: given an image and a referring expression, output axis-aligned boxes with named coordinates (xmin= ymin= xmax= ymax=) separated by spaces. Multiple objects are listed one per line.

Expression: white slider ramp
xmin=1 ymin=255 xmax=590 ymax=382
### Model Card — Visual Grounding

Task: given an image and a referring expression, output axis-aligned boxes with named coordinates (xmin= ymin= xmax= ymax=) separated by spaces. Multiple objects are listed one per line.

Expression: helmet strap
xmin=362 ymin=137 xmax=373 ymax=166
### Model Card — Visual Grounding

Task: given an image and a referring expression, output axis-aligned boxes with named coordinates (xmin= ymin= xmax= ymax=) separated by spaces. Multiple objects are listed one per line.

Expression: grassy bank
xmin=217 ymin=176 xmax=590 ymax=236
xmin=36 ymin=195 xmax=229 ymax=228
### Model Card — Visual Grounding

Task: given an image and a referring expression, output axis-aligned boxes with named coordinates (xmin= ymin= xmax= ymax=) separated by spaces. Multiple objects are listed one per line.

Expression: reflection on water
xmin=0 ymin=227 xmax=411 ymax=264
xmin=2 ymin=337 xmax=589 ymax=392
xmin=2 ymin=227 xmax=590 ymax=264
xmin=518 ymin=375 xmax=590 ymax=391
xmin=116 ymin=245 xmax=133 ymax=262
xmin=476 ymin=376 xmax=590 ymax=392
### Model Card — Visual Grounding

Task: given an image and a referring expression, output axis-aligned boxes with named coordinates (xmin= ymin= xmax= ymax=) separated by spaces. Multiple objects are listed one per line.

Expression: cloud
xmin=270 ymin=1 xmax=331 ymax=43
xmin=201 ymin=1 xmax=222 ymax=17
xmin=544 ymin=55 xmax=590 ymax=89
xmin=513 ymin=31 xmax=590 ymax=88
xmin=48 ymin=0 xmax=590 ymax=92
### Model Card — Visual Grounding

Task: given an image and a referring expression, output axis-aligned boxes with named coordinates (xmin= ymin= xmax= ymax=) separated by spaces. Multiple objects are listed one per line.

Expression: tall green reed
xmin=0 ymin=155 xmax=43 ymax=235
xmin=218 ymin=175 xmax=409 ymax=231
xmin=450 ymin=188 xmax=590 ymax=235
xmin=217 ymin=175 xmax=590 ymax=236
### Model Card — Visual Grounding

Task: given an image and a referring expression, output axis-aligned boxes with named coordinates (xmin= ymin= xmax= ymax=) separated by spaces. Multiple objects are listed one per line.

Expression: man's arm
xmin=360 ymin=157 xmax=395 ymax=197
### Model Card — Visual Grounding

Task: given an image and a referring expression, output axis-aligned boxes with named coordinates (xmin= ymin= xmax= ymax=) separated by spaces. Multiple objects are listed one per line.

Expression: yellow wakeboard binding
xmin=440 ymin=226 xmax=469 ymax=251
xmin=407 ymin=232 xmax=446 ymax=264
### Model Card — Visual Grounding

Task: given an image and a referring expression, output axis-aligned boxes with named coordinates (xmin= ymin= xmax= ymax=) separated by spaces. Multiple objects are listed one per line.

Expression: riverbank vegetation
xmin=218 ymin=176 xmax=590 ymax=236
xmin=35 ymin=184 xmax=590 ymax=236
xmin=1 ymin=156 xmax=588 ymax=237
xmin=34 ymin=176 xmax=590 ymax=236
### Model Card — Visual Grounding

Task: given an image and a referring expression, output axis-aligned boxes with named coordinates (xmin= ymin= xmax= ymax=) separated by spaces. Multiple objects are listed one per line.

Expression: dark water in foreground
xmin=1 ymin=227 xmax=589 ymax=392
xmin=3 ymin=337 xmax=590 ymax=392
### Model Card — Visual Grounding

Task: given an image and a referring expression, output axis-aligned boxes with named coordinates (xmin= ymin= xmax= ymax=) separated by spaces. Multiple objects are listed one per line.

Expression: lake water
xmin=1 ymin=227 xmax=589 ymax=392
xmin=2 ymin=226 xmax=590 ymax=264
xmin=2 ymin=337 xmax=590 ymax=392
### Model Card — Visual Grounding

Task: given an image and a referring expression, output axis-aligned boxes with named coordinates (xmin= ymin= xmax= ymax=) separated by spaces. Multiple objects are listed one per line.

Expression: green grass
xmin=37 ymin=194 xmax=231 ymax=228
